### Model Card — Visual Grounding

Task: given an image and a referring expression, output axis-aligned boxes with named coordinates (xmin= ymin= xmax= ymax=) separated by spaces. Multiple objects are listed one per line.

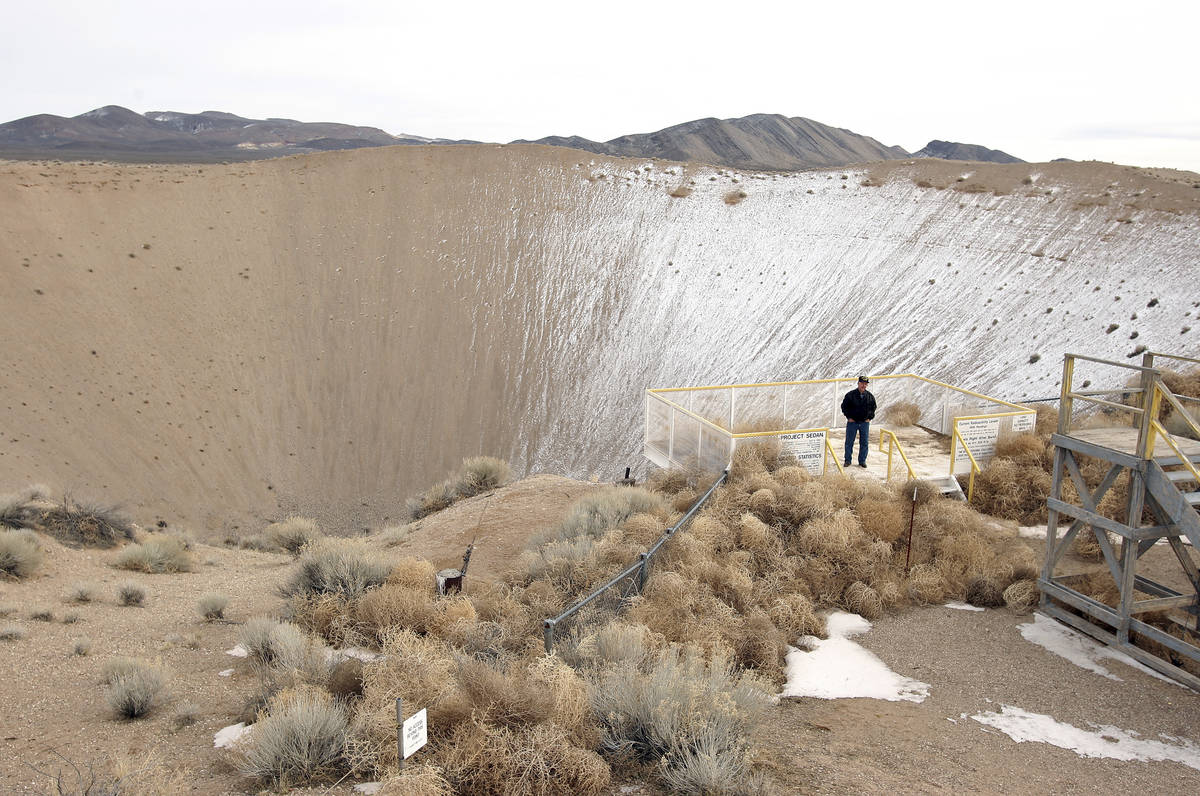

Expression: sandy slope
xmin=2 ymin=147 xmax=1197 ymax=534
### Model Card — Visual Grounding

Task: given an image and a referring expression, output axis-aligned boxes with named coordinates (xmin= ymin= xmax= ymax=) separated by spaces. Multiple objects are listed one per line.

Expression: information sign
xmin=402 ymin=708 xmax=427 ymax=759
xmin=1011 ymin=412 xmax=1036 ymax=433
xmin=953 ymin=418 xmax=1001 ymax=473
xmin=780 ymin=430 xmax=827 ymax=475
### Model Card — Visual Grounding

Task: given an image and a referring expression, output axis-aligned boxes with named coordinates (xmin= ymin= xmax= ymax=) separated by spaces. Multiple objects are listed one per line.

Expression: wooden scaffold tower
xmin=1040 ymin=351 xmax=1200 ymax=689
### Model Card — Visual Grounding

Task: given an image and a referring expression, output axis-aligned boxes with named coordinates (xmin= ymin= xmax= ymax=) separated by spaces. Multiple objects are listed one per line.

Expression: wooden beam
xmin=1051 ymin=433 xmax=1145 ymax=470
xmin=1047 ymin=498 xmax=1138 ymax=539
xmin=1131 ymin=595 xmax=1198 ymax=613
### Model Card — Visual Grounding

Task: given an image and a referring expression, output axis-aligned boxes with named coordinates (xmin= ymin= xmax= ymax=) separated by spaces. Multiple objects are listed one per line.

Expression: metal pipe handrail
xmin=1148 ymin=351 xmax=1200 ymax=367
xmin=951 ymin=425 xmax=982 ymax=501
xmin=542 ymin=469 xmax=729 ymax=653
xmin=879 ymin=429 xmax=916 ymax=481
xmin=1150 ymin=419 xmax=1200 ymax=483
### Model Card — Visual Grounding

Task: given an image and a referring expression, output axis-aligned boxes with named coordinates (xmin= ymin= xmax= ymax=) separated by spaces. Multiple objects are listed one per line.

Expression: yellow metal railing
xmin=878 ymin=429 xmax=916 ymax=481
xmin=950 ymin=425 xmax=982 ymax=501
xmin=825 ymin=438 xmax=845 ymax=475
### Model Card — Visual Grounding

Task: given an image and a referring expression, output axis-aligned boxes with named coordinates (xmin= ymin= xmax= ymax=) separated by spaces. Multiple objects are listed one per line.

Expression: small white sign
xmin=1011 ymin=412 xmax=1036 ymax=433
xmin=780 ymin=430 xmax=827 ymax=475
xmin=402 ymin=708 xmax=427 ymax=759
xmin=954 ymin=417 xmax=1001 ymax=473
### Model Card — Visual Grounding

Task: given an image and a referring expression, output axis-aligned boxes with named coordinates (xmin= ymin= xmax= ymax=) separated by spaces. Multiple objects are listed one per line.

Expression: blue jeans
xmin=844 ymin=421 xmax=869 ymax=465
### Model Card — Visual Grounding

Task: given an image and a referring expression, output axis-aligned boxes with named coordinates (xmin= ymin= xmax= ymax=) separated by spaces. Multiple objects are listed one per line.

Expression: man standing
xmin=841 ymin=375 xmax=876 ymax=468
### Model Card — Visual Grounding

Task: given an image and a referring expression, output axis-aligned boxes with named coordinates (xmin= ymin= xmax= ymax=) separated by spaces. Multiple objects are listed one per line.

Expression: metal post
xmin=1058 ymin=355 xmax=1074 ymax=436
xmin=638 ymin=552 xmax=650 ymax=591
xmin=543 ymin=619 xmax=555 ymax=654
xmin=904 ymin=487 xmax=917 ymax=573
xmin=396 ymin=698 xmax=404 ymax=770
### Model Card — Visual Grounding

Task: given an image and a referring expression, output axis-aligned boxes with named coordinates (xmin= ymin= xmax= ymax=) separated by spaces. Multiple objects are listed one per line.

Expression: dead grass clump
xmin=767 ymin=592 xmax=824 ymax=639
xmin=971 ymin=457 xmax=1052 ymax=525
xmin=37 ymin=496 xmax=135 ymax=548
xmin=724 ymin=189 xmax=748 ymax=205
xmin=883 ymin=401 xmax=922 ymax=427
xmin=265 ymin=517 xmax=321 ymax=555
xmin=67 ymin=581 xmax=99 ymax=603
xmin=0 ymin=624 xmax=26 ymax=641
xmin=842 ymin=581 xmax=883 ymax=619
xmin=668 ymin=184 xmax=693 ymax=198
xmin=1073 ymin=528 xmax=1107 ymax=559
xmin=106 ymin=660 xmax=168 ymax=719
xmin=237 ymin=686 xmax=348 ymax=787
xmin=906 ymin=563 xmax=947 ymax=604
xmin=0 ymin=528 xmax=43 ymax=578
xmin=282 ymin=539 xmax=392 ymax=599
xmin=407 ymin=479 xmax=457 ymax=521
xmin=732 ymin=609 xmax=788 ymax=683
xmin=857 ymin=498 xmax=906 ymax=543
xmin=771 ymin=466 xmax=809 ymax=488
xmin=327 ymin=657 xmax=365 ymax=701
xmin=114 ymin=533 xmax=193 ymax=573
xmin=965 ymin=576 xmax=1006 ymax=608
xmin=377 ymin=764 xmax=454 ymax=795
xmin=117 ymin=580 xmax=146 ymax=606
xmin=748 ymin=488 xmax=777 ymax=518
xmin=1003 ymin=579 xmax=1039 ymax=613
xmin=355 ymin=582 xmax=437 ymax=639
xmin=620 ymin=513 xmax=666 ymax=548
xmin=995 ymin=433 xmax=1048 ymax=462
xmin=549 ymin=487 xmax=666 ymax=544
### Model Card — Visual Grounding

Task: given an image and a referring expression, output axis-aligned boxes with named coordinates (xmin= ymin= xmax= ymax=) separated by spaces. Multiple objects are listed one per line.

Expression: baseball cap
xmin=857 ymin=375 xmax=870 ymax=383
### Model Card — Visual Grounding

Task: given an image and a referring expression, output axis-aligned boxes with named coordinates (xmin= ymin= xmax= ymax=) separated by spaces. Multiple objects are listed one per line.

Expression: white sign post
xmin=779 ymin=430 xmax=828 ymax=475
xmin=396 ymin=700 xmax=428 ymax=768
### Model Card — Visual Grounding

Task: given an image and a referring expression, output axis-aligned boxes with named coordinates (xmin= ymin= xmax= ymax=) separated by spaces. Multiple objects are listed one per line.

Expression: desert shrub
xmin=883 ymin=401 xmax=922 ymax=427
xmin=281 ymin=539 xmax=392 ymax=599
xmin=592 ymin=645 xmax=770 ymax=791
xmin=107 ymin=660 xmax=167 ymax=719
xmin=30 ymin=605 xmax=55 ymax=621
xmin=240 ymin=617 xmax=331 ymax=687
xmin=38 ymin=495 xmax=134 ymax=548
xmin=173 ymin=702 xmax=200 ymax=729
xmin=101 ymin=657 xmax=149 ymax=684
xmin=237 ymin=687 xmax=348 ymax=787
xmin=965 ymin=576 xmax=1005 ymax=608
xmin=67 ymin=581 xmax=99 ymax=603
xmin=668 ymin=184 xmax=693 ymax=198
xmin=265 ymin=517 xmax=321 ymax=555
xmin=62 ymin=611 xmax=81 ymax=624
xmin=723 ymin=189 xmax=748 ymax=205
xmin=407 ymin=479 xmax=457 ymax=520
xmin=117 ymin=581 xmax=146 ymax=606
xmin=198 ymin=592 xmax=229 ymax=621
xmin=456 ymin=456 xmax=511 ymax=497
xmin=0 ymin=528 xmax=43 ymax=578
xmin=72 ymin=636 xmax=92 ymax=656
xmin=327 ymin=658 xmax=365 ymax=701
xmin=0 ymin=488 xmax=41 ymax=530
xmin=238 ymin=534 xmax=279 ymax=552
xmin=114 ymin=533 xmax=193 ymax=573
xmin=544 ymin=488 xmax=666 ymax=545
xmin=377 ymin=523 xmax=414 ymax=547
xmin=0 ymin=624 xmax=25 ymax=641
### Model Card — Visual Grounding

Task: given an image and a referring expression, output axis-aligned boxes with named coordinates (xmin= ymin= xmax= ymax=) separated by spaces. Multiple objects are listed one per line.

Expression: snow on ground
xmin=353 ymin=783 xmax=383 ymax=795
xmin=780 ymin=612 xmax=930 ymax=702
xmin=970 ymin=705 xmax=1200 ymax=770
xmin=944 ymin=601 xmax=985 ymax=612
xmin=225 ymin=644 xmax=248 ymax=658
xmin=218 ymin=668 xmax=234 ymax=677
xmin=1019 ymin=613 xmax=1178 ymax=685
xmin=1019 ymin=525 xmax=1048 ymax=539
xmin=214 ymin=722 xmax=252 ymax=749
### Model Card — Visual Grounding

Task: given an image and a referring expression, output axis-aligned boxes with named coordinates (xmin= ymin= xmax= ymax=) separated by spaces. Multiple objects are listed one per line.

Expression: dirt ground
xmin=2 ymin=476 xmax=1199 ymax=795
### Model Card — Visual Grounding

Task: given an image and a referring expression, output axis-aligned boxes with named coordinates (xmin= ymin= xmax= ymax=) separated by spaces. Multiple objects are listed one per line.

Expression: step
xmin=1187 ymin=492 xmax=1200 ymax=508
xmin=1168 ymin=469 xmax=1200 ymax=483
xmin=1155 ymin=452 xmax=1200 ymax=466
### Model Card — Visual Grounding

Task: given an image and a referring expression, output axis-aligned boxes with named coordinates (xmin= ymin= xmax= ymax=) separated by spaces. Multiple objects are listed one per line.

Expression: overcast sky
xmin=4 ymin=1 xmax=1198 ymax=172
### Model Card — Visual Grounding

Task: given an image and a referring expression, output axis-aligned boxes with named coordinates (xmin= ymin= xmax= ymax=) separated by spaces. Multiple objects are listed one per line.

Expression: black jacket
xmin=841 ymin=389 xmax=876 ymax=422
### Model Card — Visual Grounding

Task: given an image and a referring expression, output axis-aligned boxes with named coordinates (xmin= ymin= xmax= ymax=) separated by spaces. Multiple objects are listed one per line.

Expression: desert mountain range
xmin=0 ymin=106 xmax=1023 ymax=170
